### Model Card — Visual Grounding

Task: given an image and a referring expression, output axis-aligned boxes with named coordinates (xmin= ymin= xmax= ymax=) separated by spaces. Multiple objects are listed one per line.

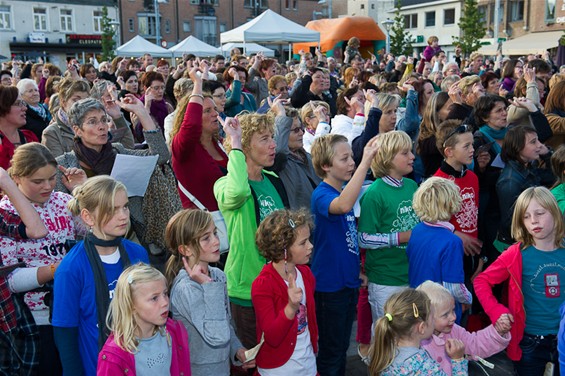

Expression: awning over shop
xmin=478 ymin=31 xmax=564 ymax=56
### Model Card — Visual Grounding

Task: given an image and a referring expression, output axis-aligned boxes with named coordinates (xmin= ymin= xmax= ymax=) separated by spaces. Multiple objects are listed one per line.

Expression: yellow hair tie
xmin=385 ymin=313 xmax=393 ymax=322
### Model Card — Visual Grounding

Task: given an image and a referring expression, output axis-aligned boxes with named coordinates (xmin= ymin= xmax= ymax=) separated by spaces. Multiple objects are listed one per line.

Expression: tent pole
xmin=288 ymin=43 xmax=291 ymax=62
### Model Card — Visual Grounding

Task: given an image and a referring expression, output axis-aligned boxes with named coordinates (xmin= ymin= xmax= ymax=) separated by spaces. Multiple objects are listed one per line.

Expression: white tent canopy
xmin=169 ymin=36 xmax=221 ymax=58
xmin=220 ymin=9 xmax=320 ymax=44
xmin=116 ymin=35 xmax=171 ymax=58
xmin=221 ymin=42 xmax=275 ymax=57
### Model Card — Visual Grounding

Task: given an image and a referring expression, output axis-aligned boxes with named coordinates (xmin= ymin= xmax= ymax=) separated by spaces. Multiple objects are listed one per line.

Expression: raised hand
xmin=287 ymin=273 xmax=303 ymax=312
xmin=58 ymin=165 xmax=87 ymax=192
xmin=182 ymin=255 xmax=212 ymax=284
xmin=267 ymin=94 xmax=287 ymax=116
xmin=448 ymin=82 xmax=463 ymax=104
xmin=523 ymin=67 xmax=536 ymax=84
xmin=494 ymin=313 xmax=513 ymax=336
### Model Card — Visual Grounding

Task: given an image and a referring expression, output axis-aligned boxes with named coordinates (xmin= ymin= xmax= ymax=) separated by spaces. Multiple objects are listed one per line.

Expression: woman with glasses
xmin=137 ymin=71 xmax=173 ymax=143
xmin=171 ymin=63 xmax=228 ymax=212
xmin=257 ymin=75 xmax=288 ymax=114
xmin=224 ymin=66 xmax=257 ymax=117
xmin=268 ymin=97 xmax=320 ymax=210
xmin=0 ymin=86 xmax=39 ymax=169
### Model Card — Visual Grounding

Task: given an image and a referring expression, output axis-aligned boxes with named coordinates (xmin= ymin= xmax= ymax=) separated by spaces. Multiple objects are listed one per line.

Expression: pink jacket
xmin=422 ymin=324 xmax=510 ymax=374
xmin=97 ymin=318 xmax=191 ymax=376
xmin=473 ymin=243 xmax=525 ymax=361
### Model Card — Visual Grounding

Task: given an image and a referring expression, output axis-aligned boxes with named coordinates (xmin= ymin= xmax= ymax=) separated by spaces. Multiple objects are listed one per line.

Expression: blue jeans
xmin=315 ymin=287 xmax=358 ymax=376
xmin=514 ymin=333 xmax=559 ymax=376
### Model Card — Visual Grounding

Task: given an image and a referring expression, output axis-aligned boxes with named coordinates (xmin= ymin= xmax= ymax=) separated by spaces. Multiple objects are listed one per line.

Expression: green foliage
xmin=101 ymin=6 xmax=116 ymax=62
xmin=390 ymin=0 xmax=413 ymax=56
xmin=452 ymin=0 xmax=486 ymax=57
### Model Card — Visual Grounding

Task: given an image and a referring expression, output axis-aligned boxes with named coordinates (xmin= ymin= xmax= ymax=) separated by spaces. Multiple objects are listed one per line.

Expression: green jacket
xmin=214 ymin=149 xmax=288 ymax=303
xmin=552 ymin=183 xmax=565 ymax=214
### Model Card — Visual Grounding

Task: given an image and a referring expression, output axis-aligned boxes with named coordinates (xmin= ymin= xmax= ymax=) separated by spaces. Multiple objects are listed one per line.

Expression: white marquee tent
xmin=221 ymin=42 xmax=275 ymax=57
xmin=116 ymin=35 xmax=171 ymax=58
xmin=220 ymin=9 xmax=320 ymax=45
xmin=169 ymin=35 xmax=221 ymax=58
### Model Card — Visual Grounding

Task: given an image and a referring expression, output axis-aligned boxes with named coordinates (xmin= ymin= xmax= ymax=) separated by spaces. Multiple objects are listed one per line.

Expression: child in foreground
xmin=97 ymin=263 xmax=191 ymax=375
xmin=474 ymin=187 xmax=565 ymax=375
xmin=368 ymin=288 xmax=467 ymax=375
xmin=407 ymin=177 xmax=472 ymax=322
xmin=417 ymin=281 xmax=511 ymax=375
xmin=252 ymin=209 xmax=318 ymax=375
xmin=166 ymin=209 xmax=250 ymax=375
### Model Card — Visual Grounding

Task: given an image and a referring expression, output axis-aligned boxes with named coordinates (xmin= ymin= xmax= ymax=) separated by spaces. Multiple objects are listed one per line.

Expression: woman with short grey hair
xmin=17 ymin=78 xmax=52 ymax=140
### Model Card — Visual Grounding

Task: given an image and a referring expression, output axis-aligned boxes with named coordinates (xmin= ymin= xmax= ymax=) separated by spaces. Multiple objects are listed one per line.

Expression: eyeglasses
xmin=290 ymin=126 xmax=305 ymax=134
xmin=83 ymin=116 xmax=111 ymax=127
xmin=443 ymin=124 xmax=471 ymax=147
xmin=149 ymin=85 xmax=165 ymax=91
xmin=12 ymin=99 xmax=27 ymax=108
xmin=276 ymin=86 xmax=288 ymax=92
xmin=213 ymin=93 xmax=226 ymax=99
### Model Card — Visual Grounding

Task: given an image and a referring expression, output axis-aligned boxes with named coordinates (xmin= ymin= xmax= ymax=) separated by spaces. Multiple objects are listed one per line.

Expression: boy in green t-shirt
xmin=358 ymin=130 xmax=420 ymax=323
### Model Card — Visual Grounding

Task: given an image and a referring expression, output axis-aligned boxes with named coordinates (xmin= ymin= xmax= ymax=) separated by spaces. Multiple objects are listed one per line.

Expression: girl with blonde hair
xmin=52 ymin=175 xmax=149 ymax=376
xmin=369 ymin=288 xmax=467 ymax=375
xmin=97 ymin=263 xmax=190 ymax=375
xmin=166 ymin=209 xmax=251 ymax=375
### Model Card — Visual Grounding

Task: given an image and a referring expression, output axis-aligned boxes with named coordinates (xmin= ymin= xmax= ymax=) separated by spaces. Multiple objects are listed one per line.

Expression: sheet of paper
xmin=110 ymin=154 xmax=158 ymax=197
xmin=491 ymin=153 xmax=505 ymax=169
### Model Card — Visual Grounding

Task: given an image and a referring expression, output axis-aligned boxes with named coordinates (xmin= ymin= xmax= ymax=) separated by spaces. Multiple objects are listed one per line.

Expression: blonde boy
xmin=310 ymin=133 xmax=378 ymax=375
xmin=357 ymin=130 xmax=420 ymax=322
xmin=407 ymin=177 xmax=472 ymax=322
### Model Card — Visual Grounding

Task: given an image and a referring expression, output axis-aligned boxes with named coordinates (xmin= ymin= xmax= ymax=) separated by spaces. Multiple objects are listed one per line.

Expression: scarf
xmin=73 ymin=137 xmax=116 ymax=175
xmin=57 ymin=108 xmax=72 ymax=131
xmin=84 ymin=232 xmax=131 ymax=350
xmin=28 ymin=103 xmax=50 ymax=122
xmin=479 ymin=125 xmax=507 ymax=154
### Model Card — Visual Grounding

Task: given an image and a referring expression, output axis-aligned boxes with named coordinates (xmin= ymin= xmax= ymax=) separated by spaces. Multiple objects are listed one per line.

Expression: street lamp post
xmin=109 ymin=20 xmax=121 ymax=47
xmin=382 ymin=18 xmax=394 ymax=54
xmin=154 ymin=0 xmax=161 ymax=46
xmin=317 ymin=0 xmax=332 ymax=18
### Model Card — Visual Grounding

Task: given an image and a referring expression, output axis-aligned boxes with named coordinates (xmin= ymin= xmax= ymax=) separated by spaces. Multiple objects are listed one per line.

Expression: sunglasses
xmin=443 ymin=124 xmax=471 ymax=147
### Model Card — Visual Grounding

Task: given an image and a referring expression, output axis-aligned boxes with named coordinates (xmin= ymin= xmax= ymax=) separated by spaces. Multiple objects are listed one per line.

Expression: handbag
xmin=177 ymin=181 xmax=229 ymax=253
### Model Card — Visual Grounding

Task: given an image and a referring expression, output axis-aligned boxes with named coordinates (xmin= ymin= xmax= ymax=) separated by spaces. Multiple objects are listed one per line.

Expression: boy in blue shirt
xmin=310 ymin=134 xmax=378 ymax=376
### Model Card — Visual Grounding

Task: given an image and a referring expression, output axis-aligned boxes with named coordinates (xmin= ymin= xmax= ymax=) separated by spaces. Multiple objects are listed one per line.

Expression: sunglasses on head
xmin=443 ymin=124 xmax=471 ymax=147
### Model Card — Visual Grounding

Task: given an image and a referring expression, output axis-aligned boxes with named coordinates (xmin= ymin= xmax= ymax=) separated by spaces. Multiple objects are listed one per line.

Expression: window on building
xmin=33 ymin=8 xmax=48 ymax=31
xmin=0 ymin=5 xmax=11 ymax=30
xmin=244 ymin=0 xmax=266 ymax=8
xmin=183 ymin=21 xmax=191 ymax=32
xmin=138 ymin=14 xmax=156 ymax=37
xmin=404 ymin=13 xmax=417 ymax=29
xmin=510 ymin=0 xmax=524 ymax=21
xmin=478 ymin=5 xmax=487 ymax=23
xmin=425 ymin=11 xmax=435 ymax=27
xmin=546 ymin=0 xmax=556 ymax=20
xmin=128 ymin=18 xmax=134 ymax=32
xmin=93 ymin=10 xmax=103 ymax=33
xmin=488 ymin=4 xmax=504 ymax=23
xmin=360 ymin=4 xmax=365 ymax=9
xmin=293 ymin=0 xmax=297 ymax=9
xmin=60 ymin=9 xmax=73 ymax=32
xmin=371 ymin=4 xmax=374 ymax=9
xmin=165 ymin=19 xmax=171 ymax=33
xmin=285 ymin=0 xmax=290 ymax=8
xmin=444 ymin=8 xmax=455 ymax=25
xmin=220 ymin=23 xmax=227 ymax=32
xmin=194 ymin=16 xmax=216 ymax=45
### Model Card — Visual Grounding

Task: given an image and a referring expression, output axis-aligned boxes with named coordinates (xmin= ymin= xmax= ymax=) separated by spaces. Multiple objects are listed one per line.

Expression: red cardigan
xmin=171 ymin=102 xmax=227 ymax=211
xmin=0 ymin=130 xmax=38 ymax=170
xmin=473 ymin=243 xmax=525 ymax=361
xmin=251 ymin=263 xmax=318 ymax=369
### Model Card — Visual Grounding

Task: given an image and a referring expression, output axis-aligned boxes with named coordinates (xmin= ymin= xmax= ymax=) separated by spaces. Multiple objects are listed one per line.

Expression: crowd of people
xmin=1 ymin=33 xmax=565 ymax=376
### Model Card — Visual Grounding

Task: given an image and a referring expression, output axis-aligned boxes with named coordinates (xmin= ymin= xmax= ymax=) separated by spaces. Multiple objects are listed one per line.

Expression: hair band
xmin=385 ymin=313 xmax=393 ymax=322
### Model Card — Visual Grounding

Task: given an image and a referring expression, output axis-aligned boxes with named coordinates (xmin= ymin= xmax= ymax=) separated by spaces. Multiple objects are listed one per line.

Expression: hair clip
xmin=385 ymin=313 xmax=393 ymax=322
xmin=412 ymin=303 xmax=419 ymax=318
xmin=127 ymin=273 xmax=134 ymax=285
xmin=288 ymin=218 xmax=296 ymax=229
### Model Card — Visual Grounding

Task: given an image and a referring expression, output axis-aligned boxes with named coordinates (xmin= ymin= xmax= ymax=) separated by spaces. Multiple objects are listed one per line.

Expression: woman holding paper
xmin=55 ymin=95 xmax=176 ymax=255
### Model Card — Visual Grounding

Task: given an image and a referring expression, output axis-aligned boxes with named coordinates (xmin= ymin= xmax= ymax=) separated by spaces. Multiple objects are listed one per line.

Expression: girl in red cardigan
xmin=252 ymin=209 xmax=318 ymax=375
xmin=474 ymin=186 xmax=565 ymax=375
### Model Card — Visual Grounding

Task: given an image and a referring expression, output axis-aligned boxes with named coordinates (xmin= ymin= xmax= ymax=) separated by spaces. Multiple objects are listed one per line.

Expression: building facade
xmin=2 ymin=0 xmax=118 ymax=68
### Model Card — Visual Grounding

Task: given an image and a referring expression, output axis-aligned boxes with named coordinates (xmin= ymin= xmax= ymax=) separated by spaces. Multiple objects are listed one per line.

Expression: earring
xmin=284 ymin=248 xmax=288 ymax=275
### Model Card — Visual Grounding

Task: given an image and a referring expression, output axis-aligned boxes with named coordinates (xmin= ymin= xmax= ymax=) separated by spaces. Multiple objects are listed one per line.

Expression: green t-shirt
xmin=358 ymin=178 xmax=420 ymax=286
xmin=249 ymin=174 xmax=285 ymax=222
xmin=522 ymin=245 xmax=565 ymax=335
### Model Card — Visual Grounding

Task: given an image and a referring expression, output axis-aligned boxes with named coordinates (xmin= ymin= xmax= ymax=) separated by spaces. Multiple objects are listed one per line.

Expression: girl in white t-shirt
xmin=252 ymin=209 xmax=318 ymax=375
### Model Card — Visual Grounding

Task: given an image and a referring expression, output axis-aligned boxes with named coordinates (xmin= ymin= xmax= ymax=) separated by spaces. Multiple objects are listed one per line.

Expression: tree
xmin=101 ymin=6 xmax=116 ymax=62
xmin=452 ymin=0 xmax=486 ymax=57
xmin=389 ymin=0 xmax=413 ymax=57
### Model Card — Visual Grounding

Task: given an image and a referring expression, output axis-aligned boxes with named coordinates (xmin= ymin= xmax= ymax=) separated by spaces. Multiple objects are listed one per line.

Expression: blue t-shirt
xmin=522 ymin=246 xmax=565 ymax=335
xmin=52 ymin=240 xmax=149 ymax=376
xmin=406 ymin=222 xmax=465 ymax=287
xmin=311 ymin=182 xmax=360 ymax=292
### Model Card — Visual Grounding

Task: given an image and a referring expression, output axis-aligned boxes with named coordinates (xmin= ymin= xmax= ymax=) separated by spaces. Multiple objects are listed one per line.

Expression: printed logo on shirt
xmin=528 ymin=262 xmax=564 ymax=298
xmin=545 ymin=273 xmax=560 ymax=298
xmin=257 ymin=194 xmax=277 ymax=222
xmin=45 ymin=215 xmax=72 ymax=232
xmin=391 ymin=200 xmax=420 ymax=247
xmin=345 ymin=214 xmax=359 ymax=255
xmin=296 ymin=303 xmax=308 ymax=335
xmin=455 ymin=187 xmax=478 ymax=233
xmin=108 ymin=279 xmax=118 ymax=299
